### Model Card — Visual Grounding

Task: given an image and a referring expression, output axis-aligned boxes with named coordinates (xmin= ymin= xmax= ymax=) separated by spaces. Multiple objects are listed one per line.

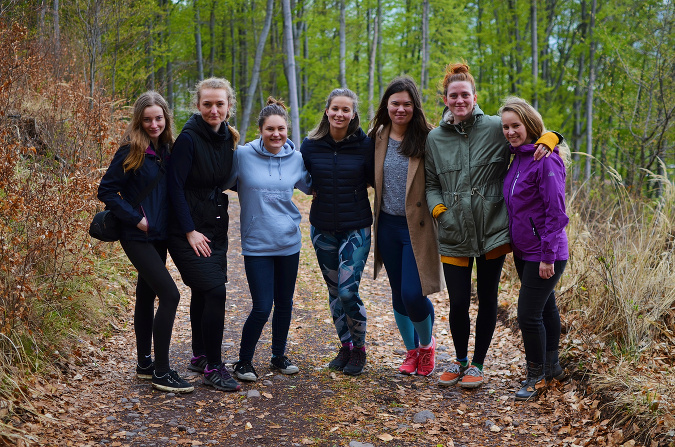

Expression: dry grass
xmin=554 ymin=163 xmax=675 ymax=442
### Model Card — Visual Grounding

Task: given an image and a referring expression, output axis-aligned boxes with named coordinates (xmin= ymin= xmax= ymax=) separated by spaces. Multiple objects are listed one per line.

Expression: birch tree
xmin=367 ymin=16 xmax=378 ymax=119
xmin=282 ymin=0 xmax=300 ymax=145
xmin=584 ymin=0 xmax=597 ymax=182
xmin=194 ymin=0 xmax=204 ymax=80
xmin=239 ymin=0 xmax=274 ymax=141
xmin=339 ymin=0 xmax=346 ymax=88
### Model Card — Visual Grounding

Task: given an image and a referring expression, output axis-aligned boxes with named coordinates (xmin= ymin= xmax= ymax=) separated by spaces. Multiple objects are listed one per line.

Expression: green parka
xmin=424 ymin=105 xmax=510 ymax=257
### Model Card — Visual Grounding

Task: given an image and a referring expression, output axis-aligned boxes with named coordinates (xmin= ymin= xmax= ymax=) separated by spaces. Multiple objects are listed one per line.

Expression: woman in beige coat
xmin=370 ymin=76 xmax=443 ymax=376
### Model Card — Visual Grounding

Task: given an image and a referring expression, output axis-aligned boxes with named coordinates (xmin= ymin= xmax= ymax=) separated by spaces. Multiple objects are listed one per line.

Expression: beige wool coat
xmin=372 ymin=125 xmax=444 ymax=296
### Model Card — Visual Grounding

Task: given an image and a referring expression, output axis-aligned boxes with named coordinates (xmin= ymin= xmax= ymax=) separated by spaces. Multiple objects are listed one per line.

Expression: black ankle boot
xmin=545 ymin=350 xmax=565 ymax=382
xmin=515 ymin=362 xmax=546 ymax=401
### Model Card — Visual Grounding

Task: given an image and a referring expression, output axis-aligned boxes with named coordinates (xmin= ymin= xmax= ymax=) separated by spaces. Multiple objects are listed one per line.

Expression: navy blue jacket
xmin=97 ymin=144 xmax=168 ymax=241
xmin=300 ymin=128 xmax=374 ymax=231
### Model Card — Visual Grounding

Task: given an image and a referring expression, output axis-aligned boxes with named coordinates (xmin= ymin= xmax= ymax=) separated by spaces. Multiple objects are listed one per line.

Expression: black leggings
xmin=514 ymin=257 xmax=566 ymax=364
xmin=120 ymin=239 xmax=180 ymax=375
xmin=190 ymin=284 xmax=227 ymax=367
xmin=442 ymin=254 xmax=505 ymax=366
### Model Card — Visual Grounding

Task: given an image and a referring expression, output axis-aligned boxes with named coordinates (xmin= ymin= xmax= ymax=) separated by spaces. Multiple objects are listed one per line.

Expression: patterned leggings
xmin=310 ymin=226 xmax=370 ymax=348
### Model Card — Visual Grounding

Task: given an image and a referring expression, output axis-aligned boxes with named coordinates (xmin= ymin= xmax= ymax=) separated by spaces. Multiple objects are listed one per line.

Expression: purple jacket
xmin=503 ymin=143 xmax=569 ymax=263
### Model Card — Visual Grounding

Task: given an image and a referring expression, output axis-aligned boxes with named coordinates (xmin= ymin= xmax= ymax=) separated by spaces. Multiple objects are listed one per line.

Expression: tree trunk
xmin=421 ymin=0 xmax=429 ymax=95
xmin=209 ymin=0 xmax=216 ymax=77
xmin=53 ymin=0 xmax=60 ymax=56
xmin=281 ymin=0 xmax=301 ymax=146
xmin=239 ymin=0 xmax=274 ymax=142
xmin=531 ymin=0 xmax=538 ymax=108
xmin=584 ymin=0 xmax=597 ymax=182
xmin=339 ymin=0 xmax=346 ymax=88
xmin=146 ymin=18 xmax=155 ymax=90
xmin=367 ymin=15 xmax=379 ymax=120
xmin=194 ymin=0 xmax=204 ymax=80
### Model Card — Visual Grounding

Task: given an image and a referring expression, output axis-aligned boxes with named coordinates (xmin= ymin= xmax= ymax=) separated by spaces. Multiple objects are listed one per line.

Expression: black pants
xmin=442 ymin=254 xmax=505 ymax=366
xmin=190 ymin=283 xmax=227 ymax=367
xmin=514 ymin=257 xmax=566 ymax=364
xmin=120 ymin=239 xmax=180 ymax=374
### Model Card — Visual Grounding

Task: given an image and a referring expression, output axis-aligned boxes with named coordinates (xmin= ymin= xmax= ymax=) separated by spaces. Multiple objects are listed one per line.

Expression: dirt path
xmin=28 ymin=194 xmax=604 ymax=447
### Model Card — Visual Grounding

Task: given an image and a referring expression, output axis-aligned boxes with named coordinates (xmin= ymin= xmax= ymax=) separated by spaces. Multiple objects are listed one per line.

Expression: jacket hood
xmin=439 ymin=104 xmax=485 ymax=131
xmin=241 ymin=137 xmax=296 ymax=158
xmin=183 ymin=113 xmax=231 ymax=142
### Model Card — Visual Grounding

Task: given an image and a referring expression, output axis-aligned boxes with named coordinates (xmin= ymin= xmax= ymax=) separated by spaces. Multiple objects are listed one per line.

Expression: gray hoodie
xmin=229 ymin=138 xmax=311 ymax=256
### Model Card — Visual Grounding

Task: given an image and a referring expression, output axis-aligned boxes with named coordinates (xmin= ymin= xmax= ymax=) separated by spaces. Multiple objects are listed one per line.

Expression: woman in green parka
xmin=424 ymin=62 xmax=559 ymax=389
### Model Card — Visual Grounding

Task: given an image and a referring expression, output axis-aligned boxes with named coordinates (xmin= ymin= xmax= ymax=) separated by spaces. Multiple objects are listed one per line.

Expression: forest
xmin=0 ymin=0 xmax=674 ymax=445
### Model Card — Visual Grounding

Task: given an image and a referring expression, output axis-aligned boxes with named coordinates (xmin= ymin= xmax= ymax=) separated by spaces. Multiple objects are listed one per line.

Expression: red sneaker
xmin=417 ymin=337 xmax=436 ymax=377
xmin=398 ymin=349 xmax=419 ymax=375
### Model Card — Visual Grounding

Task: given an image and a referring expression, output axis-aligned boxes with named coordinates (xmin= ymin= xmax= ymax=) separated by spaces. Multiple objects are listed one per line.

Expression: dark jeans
xmin=514 ymin=257 xmax=567 ymax=364
xmin=239 ymin=252 xmax=300 ymax=363
xmin=377 ymin=213 xmax=434 ymax=342
xmin=120 ymin=239 xmax=180 ymax=374
xmin=442 ymin=254 xmax=505 ymax=365
xmin=190 ymin=283 xmax=227 ymax=367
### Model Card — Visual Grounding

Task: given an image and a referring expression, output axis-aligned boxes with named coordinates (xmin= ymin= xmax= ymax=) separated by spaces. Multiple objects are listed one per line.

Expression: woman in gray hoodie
xmin=228 ymin=97 xmax=311 ymax=382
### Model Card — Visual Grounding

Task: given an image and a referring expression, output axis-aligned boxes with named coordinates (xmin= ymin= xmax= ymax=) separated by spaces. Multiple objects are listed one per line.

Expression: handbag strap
xmin=130 ymin=159 xmax=165 ymax=208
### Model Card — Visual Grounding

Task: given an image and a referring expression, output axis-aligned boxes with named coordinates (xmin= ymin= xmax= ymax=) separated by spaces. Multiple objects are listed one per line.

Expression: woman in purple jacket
xmin=500 ymin=97 xmax=569 ymax=401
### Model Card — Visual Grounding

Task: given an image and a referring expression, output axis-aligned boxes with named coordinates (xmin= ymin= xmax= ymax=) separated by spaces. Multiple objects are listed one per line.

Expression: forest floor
xmin=22 ymin=195 xmax=641 ymax=447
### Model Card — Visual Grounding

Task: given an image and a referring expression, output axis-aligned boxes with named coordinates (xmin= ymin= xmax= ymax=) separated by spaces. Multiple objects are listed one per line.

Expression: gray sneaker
xmin=233 ymin=360 xmax=258 ymax=382
xmin=270 ymin=355 xmax=299 ymax=375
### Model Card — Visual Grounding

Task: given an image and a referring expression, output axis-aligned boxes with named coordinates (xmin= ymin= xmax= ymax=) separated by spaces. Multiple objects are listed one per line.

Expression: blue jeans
xmin=377 ymin=212 xmax=435 ymax=348
xmin=239 ymin=252 xmax=300 ymax=363
xmin=310 ymin=226 xmax=370 ymax=348
xmin=514 ymin=257 xmax=566 ymax=364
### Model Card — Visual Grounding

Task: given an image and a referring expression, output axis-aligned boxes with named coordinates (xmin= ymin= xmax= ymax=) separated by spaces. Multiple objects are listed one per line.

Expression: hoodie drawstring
xmin=266 ymin=156 xmax=282 ymax=180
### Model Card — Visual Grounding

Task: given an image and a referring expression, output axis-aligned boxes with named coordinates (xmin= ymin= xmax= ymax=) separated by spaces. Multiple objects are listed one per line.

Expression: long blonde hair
xmin=120 ymin=91 xmax=174 ymax=172
xmin=499 ymin=96 xmax=571 ymax=165
xmin=193 ymin=77 xmax=241 ymax=146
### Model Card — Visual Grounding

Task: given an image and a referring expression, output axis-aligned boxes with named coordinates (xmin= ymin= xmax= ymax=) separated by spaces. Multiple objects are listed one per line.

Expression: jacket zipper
xmin=529 ymin=217 xmax=541 ymax=241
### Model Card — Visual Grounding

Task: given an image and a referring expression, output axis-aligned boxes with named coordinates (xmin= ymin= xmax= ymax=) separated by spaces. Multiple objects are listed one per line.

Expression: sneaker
xmin=152 ymin=369 xmax=194 ymax=393
xmin=343 ymin=348 xmax=366 ymax=376
xmin=459 ymin=365 xmax=484 ymax=388
xmin=438 ymin=361 xmax=468 ymax=386
xmin=417 ymin=337 xmax=436 ymax=377
xmin=328 ymin=345 xmax=352 ymax=371
xmin=270 ymin=355 xmax=299 ymax=375
xmin=136 ymin=362 xmax=154 ymax=380
xmin=187 ymin=355 xmax=208 ymax=373
xmin=204 ymin=363 xmax=241 ymax=392
xmin=233 ymin=360 xmax=258 ymax=382
xmin=398 ymin=349 xmax=419 ymax=375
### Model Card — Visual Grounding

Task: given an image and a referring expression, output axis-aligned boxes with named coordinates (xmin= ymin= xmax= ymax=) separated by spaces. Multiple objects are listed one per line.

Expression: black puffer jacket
xmin=97 ymin=144 xmax=168 ymax=241
xmin=300 ymin=129 xmax=374 ymax=231
xmin=167 ymin=114 xmax=234 ymax=290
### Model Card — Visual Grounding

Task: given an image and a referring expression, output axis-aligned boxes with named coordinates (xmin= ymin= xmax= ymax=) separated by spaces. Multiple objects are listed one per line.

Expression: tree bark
xmin=584 ymin=0 xmax=597 ymax=182
xmin=531 ymin=0 xmax=538 ymax=108
xmin=194 ymin=0 xmax=204 ymax=80
xmin=53 ymin=0 xmax=60 ymax=56
xmin=209 ymin=0 xmax=216 ymax=77
xmin=239 ymin=0 xmax=274 ymax=142
xmin=421 ymin=0 xmax=429 ymax=95
xmin=339 ymin=0 xmax=346 ymax=88
xmin=367 ymin=15 xmax=379 ymax=120
xmin=281 ymin=0 xmax=301 ymax=145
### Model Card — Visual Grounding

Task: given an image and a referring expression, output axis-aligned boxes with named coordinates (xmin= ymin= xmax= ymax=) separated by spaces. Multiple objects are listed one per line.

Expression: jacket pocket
xmin=437 ymin=200 xmax=468 ymax=247
xmin=482 ymin=194 xmax=508 ymax=238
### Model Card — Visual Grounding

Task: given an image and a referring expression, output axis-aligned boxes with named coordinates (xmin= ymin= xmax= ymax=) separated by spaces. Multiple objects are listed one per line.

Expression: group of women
xmin=97 ymin=61 xmax=569 ymax=401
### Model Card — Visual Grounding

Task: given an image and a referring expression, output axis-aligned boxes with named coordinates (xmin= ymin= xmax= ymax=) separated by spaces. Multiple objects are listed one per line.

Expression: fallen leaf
xmin=245 ymin=422 xmax=252 ymax=430
xmin=377 ymin=433 xmax=394 ymax=441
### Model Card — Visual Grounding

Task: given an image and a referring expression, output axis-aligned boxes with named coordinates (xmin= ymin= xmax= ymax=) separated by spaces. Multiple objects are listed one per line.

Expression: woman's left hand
xmin=539 ymin=261 xmax=555 ymax=279
xmin=137 ymin=217 xmax=149 ymax=232
xmin=533 ymin=144 xmax=552 ymax=160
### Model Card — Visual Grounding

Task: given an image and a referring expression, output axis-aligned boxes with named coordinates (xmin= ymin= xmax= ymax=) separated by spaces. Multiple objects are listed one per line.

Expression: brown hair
xmin=193 ymin=77 xmax=240 ymax=145
xmin=499 ymin=96 xmax=570 ymax=164
xmin=440 ymin=62 xmax=476 ymax=96
xmin=257 ymin=96 xmax=290 ymax=131
xmin=368 ymin=76 xmax=432 ymax=158
xmin=120 ymin=91 xmax=174 ymax=172
xmin=308 ymin=88 xmax=361 ymax=140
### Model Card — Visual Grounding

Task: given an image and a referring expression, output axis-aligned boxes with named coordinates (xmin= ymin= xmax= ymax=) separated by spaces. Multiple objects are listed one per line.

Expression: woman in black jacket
xmin=167 ymin=78 xmax=241 ymax=392
xmin=98 ymin=91 xmax=193 ymax=393
xmin=300 ymin=88 xmax=374 ymax=376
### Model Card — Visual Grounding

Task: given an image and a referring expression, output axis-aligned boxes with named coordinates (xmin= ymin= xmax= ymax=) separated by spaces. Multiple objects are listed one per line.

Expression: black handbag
xmin=89 ymin=162 xmax=165 ymax=242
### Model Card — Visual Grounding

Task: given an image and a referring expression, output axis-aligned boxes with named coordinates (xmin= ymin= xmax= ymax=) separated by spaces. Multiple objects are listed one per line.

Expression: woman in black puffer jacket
xmin=98 ymin=91 xmax=193 ymax=394
xmin=300 ymin=88 xmax=374 ymax=377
